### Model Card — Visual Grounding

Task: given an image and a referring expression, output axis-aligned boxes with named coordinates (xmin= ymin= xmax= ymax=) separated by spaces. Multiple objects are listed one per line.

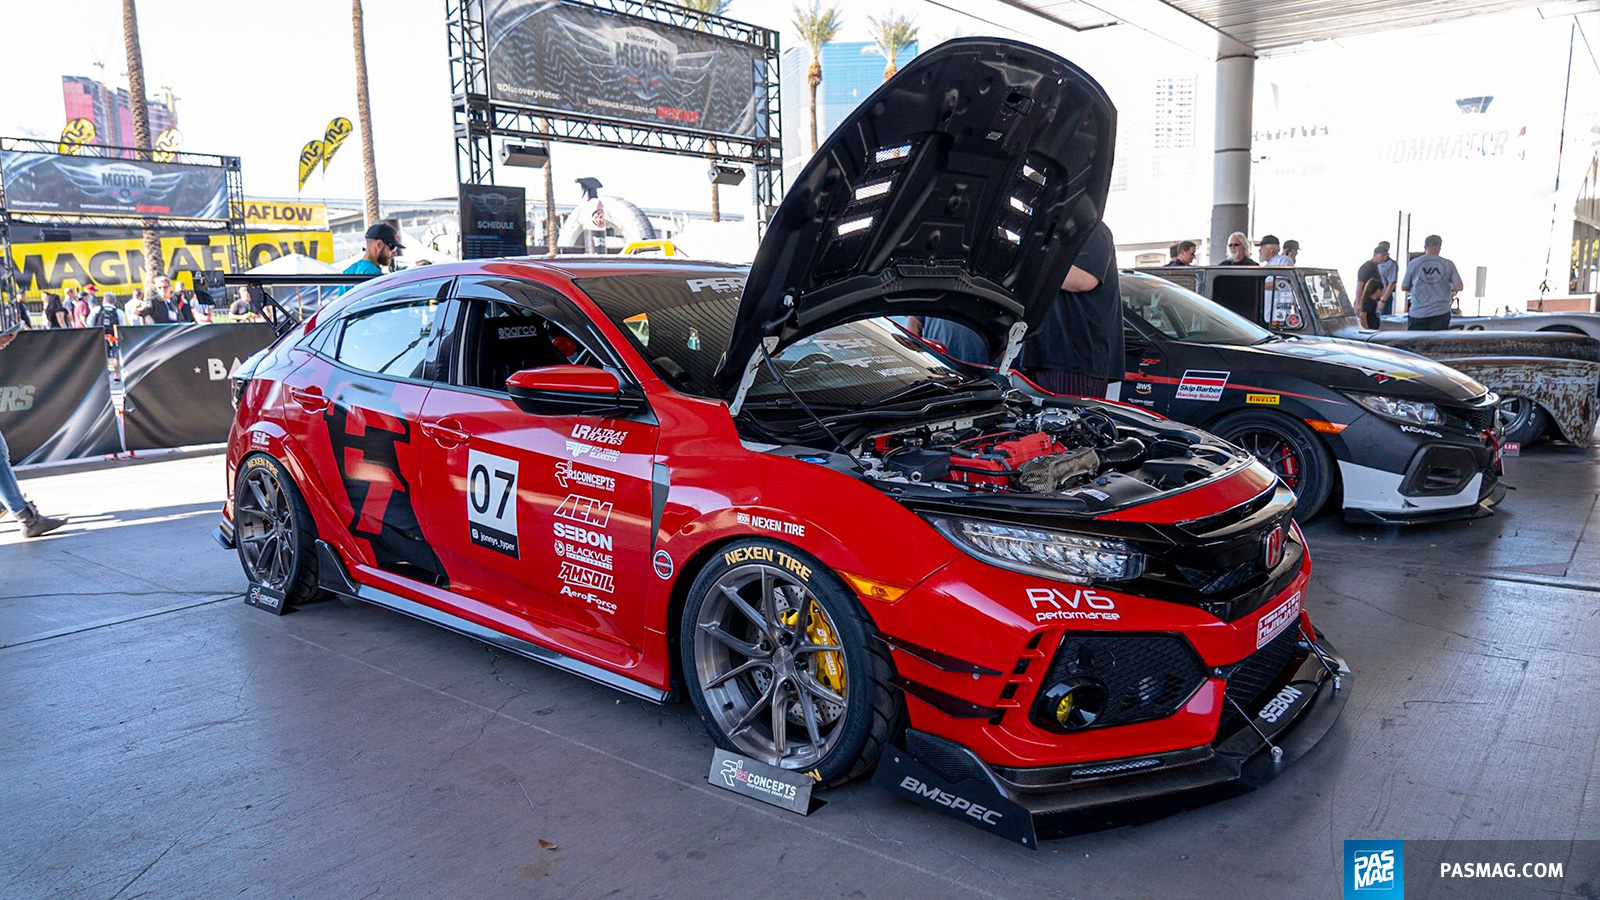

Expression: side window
xmin=334 ymin=300 xmax=440 ymax=379
xmin=1211 ymin=275 xmax=1267 ymax=325
xmin=455 ymin=299 xmax=609 ymax=392
xmin=1266 ymin=275 xmax=1305 ymax=330
xmin=1161 ymin=271 xmax=1199 ymax=293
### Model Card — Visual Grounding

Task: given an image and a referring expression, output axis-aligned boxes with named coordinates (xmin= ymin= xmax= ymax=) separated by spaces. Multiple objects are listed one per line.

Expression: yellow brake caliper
xmin=793 ymin=602 xmax=845 ymax=696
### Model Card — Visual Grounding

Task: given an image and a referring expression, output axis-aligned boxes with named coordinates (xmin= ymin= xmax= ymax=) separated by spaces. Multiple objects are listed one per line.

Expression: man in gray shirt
xmin=1375 ymin=241 xmax=1398 ymax=314
xmin=1400 ymin=234 xmax=1463 ymax=330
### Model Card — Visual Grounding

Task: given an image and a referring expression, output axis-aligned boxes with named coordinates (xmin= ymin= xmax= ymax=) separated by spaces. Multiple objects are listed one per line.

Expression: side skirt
xmin=313 ymin=540 xmax=669 ymax=704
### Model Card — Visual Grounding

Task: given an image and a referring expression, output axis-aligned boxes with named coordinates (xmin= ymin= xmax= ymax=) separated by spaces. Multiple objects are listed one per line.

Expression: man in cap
xmin=345 ymin=222 xmax=402 ymax=276
xmin=1401 ymin=234 xmax=1463 ymax=331
xmin=1266 ymin=239 xmax=1297 ymax=266
xmin=1257 ymin=235 xmax=1281 ymax=264
xmin=1375 ymin=241 xmax=1398 ymax=315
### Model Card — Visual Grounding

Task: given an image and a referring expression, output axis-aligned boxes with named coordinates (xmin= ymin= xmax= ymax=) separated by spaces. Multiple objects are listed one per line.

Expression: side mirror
xmin=505 ymin=365 xmax=645 ymax=417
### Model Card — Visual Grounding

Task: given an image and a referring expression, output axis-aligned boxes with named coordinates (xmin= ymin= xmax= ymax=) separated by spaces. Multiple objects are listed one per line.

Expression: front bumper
xmin=874 ymin=630 xmax=1350 ymax=846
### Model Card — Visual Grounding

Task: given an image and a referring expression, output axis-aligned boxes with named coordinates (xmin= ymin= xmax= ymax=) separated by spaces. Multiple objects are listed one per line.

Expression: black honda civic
xmin=1095 ymin=272 xmax=1504 ymax=523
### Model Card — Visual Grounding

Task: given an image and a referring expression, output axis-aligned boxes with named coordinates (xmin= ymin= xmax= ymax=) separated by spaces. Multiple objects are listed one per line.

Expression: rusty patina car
xmin=1139 ymin=265 xmax=1600 ymax=446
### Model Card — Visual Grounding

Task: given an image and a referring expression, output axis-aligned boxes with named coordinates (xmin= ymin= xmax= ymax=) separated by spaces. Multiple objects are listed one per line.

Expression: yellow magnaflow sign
xmin=153 ymin=127 xmax=183 ymax=163
xmin=8 ymin=231 xmax=335 ymax=294
xmin=59 ymin=117 xmax=96 ymax=155
xmin=297 ymin=139 xmax=324 ymax=191
xmin=233 ymin=200 xmax=329 ymax=230
xmin=322 ymin=117 xmax=353 ymax=173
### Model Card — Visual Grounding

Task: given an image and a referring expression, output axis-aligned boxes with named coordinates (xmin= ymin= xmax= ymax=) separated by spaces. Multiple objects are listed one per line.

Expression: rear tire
xmin=1497 ymin=396 xmax=1549 ymax=445
xmin=233 ymin=453 xmax=325 ymax=608
xmin=679 ymin=539 xmax=901 ymax=787
xmin=1215 ymin=410 xmax=1336 ymax=521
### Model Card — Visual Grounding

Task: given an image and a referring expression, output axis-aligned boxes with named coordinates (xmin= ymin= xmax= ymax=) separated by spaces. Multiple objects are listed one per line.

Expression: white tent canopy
xmin=244 ymin=253 xmax=339 ymax=275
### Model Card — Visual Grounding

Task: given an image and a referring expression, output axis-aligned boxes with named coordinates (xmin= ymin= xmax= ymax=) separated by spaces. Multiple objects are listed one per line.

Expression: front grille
xmin=1039 ymin=634 xmax=1206 ymax=729
xmin=1443 ymin=396 xmax=1499 ymax=433
xmin=1218 ymin=626 xmax=1304 ymax=734
xmin=1174 ymin=558 xmax=1264 ymax=595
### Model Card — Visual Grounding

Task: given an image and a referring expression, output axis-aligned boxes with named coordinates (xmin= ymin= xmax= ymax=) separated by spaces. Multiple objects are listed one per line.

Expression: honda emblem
xmin=1262 ymin=525 xmax=1284 ymax=569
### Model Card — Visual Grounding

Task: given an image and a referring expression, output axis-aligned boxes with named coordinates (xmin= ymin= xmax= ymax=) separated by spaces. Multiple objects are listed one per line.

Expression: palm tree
xmin=792 ymin=2 xmax=842 ymax=155
xmin=121 ymin=0 xmax=163 ymax=282
xmin=680 ymin=0 xmax=730 ymax=222
xmin=351 ymin=0 xmax=380 ymax=225
xmin=867 ymin=11 xmax=918 ymax=81
xmin=542 ymin=117 xmax=556 ymax=255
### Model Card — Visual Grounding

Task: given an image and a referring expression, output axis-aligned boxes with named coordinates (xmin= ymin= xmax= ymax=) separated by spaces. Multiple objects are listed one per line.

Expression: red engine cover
xmin=948 ymin=432 xmax=1063 ymax=488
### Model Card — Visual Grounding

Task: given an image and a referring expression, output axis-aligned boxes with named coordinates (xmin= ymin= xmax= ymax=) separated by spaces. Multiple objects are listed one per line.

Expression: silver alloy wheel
xmin=236 ymin=465 xmax=297 ymax=589
xmin=1497 ymin=396 xmax=1535 ymax=436
xmin=693 ymin=563 xmax=848 ymax=769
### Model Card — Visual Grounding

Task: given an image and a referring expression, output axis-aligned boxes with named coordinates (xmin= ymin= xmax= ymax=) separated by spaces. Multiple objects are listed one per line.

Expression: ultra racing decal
xmin=466 ymin=449 xmax=520 ymax=558
xmin=1256 ymin=591 xmax=1302 ymax=649
xmin=1174 ymin=370 xmax=1230 ymax=402
xmin=565 ymin=423 xmax=628 ymax=462
xmin=323 ymin=388 xmax=445 ymax=584
xmin=555 ymin=491 xmax=617 ymax=615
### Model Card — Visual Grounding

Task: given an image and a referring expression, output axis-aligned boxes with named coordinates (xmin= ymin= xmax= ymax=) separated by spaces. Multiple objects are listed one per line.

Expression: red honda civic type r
xmin=216 ymin=38 xmax=1348 ymax=834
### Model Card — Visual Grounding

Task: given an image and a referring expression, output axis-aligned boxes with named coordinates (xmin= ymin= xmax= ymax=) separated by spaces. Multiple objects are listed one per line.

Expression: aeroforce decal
xmin=467 ymin=449 xmax=520 ymax=558
xmin=1026 ymin=587 xmax=1119 ymax=622
xmin=554 ymin=459 xmax=616 ymax=492
xmin=1174 ymin=370 xmax=1230 ymax=402
xmin=1256 ymin=591 xmax=1302 ymax=648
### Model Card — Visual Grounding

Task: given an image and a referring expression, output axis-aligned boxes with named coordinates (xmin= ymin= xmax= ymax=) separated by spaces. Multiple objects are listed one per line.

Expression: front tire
xmin=1215 ymin=410 xmax=1336 ymax=520
xmin=680 ymin=539 xmax=900 ymax=787
xmin=233 ymin=453 xmax=325 ymax=608
xmin=1497 ymin=396 xmax=1549 ymax=445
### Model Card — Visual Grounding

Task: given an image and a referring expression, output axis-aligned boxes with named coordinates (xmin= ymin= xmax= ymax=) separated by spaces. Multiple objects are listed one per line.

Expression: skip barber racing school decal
xmin=467 ymin=449 xmax=520 ymax=557
xmin=1174 ymin=370 xmax=1230 ymax=402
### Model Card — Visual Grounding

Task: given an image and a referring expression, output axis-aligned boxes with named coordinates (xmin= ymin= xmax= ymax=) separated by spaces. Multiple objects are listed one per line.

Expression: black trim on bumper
xmin=876 ymin=633 xmax=1351 ymax=843
xmin=213 ymin=519 xmax=236 ymax=550
xmin=1343 ymin=477 xmax=1507 ymax=525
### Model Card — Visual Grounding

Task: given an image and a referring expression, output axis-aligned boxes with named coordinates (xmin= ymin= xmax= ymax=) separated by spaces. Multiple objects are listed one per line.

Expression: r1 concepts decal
xmin=467 ymin=449 xmax=520 ymax=558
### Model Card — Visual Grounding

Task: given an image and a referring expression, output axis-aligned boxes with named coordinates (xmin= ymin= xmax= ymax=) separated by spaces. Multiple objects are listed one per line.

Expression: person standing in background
xmin=44 ymin=292 xmax=68 ymax=329
xmin=172 ymin=286 xmax=196 ymax=323
xmin=1218 ymin=232 xmax=1257 ymax=265
xmin=1021 ymin=221 xmax=1124 ymax=398
xmin=69 ymin=287 xmax=90 ymax=327
xmin=1256 ymin=235 xmax=1281 ymax=264
xmin=1376 ymin=242 xmax=1398 ymax=315
xmin=7 ymin=294 xmax=30 ymax=329
xmin=1356 ymin=246 xmax=1387 ymax=329
xmin=346 ymin=223 xmax=401 ymax=275
xmin=0 ymin=331 xmax=68 ymax=537
xmin=146 ymin=278 xmax=175 ymax=324
xmin=1164 ymin=240 xmax=1196 ymax=266
xmin=1267 ymin=239 xmax=1297 ymax=266
xmin=1401 ymin=234 xmax=1463 ymax=331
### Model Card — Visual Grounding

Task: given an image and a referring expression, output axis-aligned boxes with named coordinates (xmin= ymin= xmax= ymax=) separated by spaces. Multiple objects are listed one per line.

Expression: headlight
xmin=1348 ymin=392 xmax=1442 ymax=426
xmin=926 ymin=516 xmax=1144 ymax=584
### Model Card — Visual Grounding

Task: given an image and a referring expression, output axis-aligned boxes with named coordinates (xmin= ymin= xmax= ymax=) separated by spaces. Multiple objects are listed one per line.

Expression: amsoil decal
xmin=467 ymin=449 xmax=520 ymax=557
xmin=1025 ymin=587 xmax=1119 ymax=622
xmin=1174 ymin=370 xmax=1230 ymax=402
xmin=554 ymin=459 xmax=616 ymax=492
xmin=1256 ymin=590 xmax=1302 ymax=648
xmin=558 ymin=560 xmax=617 ymax=615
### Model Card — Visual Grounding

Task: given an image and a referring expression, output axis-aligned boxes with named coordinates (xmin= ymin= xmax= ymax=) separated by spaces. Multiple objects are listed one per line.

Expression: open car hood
xmin=713 ymin=37 xmax=1116 ymax=404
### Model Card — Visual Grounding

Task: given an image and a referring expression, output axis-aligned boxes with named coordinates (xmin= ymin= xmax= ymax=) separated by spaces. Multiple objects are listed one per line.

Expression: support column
xmin=1209 ymin=53 xmax=1255 ymax=263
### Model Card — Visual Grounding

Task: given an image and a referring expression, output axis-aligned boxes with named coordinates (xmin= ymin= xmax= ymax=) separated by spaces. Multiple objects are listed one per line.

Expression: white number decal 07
xmin=466 ymin=449 xmax=519 ymax=555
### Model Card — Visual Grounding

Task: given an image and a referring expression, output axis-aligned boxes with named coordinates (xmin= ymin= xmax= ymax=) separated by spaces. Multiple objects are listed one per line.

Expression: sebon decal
xmin=1174 ymin=370 xmax=1230 ymax=402
xmin=467 ymin=449 xmax=520 ymax=558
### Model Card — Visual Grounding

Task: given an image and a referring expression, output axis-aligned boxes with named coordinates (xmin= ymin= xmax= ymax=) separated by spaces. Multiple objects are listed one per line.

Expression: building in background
xmin=61 ymin=75 xmax=178 ymax=149
xmin=780 ymin=40 xmax=919 ymax=183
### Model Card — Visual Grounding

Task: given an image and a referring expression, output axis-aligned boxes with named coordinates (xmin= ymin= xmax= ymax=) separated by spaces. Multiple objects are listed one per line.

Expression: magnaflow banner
xmin=0 ymin=150 xmax=230 ymax=218
xmin=8 ymin=231 xmax=335 ymax=295
xmin=0 ymin=329 xmax=118 ymax=465
xmin=484 ymin=0 xmax=764 ymax=138
xmin=118 ymin=323 xmax=276 ymax=452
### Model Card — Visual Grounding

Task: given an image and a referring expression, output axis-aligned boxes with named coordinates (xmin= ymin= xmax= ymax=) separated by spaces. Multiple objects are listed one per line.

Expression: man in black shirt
xmin=1218 ymin=231 xmax=1256 ymax=265
xmin=1355 ymin=246 xmax=1386 ymax=329
xmin=1022 ymin=221 xmax=1123 ymax=398
xmin=1164 ymin=240 xmax=1196 ymax=266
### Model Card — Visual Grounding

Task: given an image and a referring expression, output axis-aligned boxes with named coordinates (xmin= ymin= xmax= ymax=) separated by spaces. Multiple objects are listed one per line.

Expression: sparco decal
xmin=554 ymin=460 xmax=616 ymax=492
xmin=1174 ymin=369 xmax=1230 ymax=402
xmin=1256 ymin=591 xmax=1301 ymax=648
xmin=1025 ymin=587 xmax=1119 ymax=622
xmin=897 ymin=777 xmax=1003 ymax=825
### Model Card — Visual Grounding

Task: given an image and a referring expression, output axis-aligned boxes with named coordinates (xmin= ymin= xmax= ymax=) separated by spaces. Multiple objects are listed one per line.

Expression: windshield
xmin=1303 ymin=271 xmax=1359 ymax=330
xmin=1122 ymin=273 xmax=1274 ymax=346
xmin=575 ymin=272 xmax=971 ymax=406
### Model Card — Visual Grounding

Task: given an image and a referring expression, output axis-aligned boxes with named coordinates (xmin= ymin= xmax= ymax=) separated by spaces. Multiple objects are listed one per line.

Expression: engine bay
xmin=852 ymin=403 xmax=1245 ymax=511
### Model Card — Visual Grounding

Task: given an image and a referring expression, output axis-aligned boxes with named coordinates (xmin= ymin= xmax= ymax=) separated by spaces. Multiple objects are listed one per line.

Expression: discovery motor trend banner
xmin=484 ymin=0 xmax=765 ymax=138
xmin=0 ymin=329 xmax=119 ymax=464
xmin=1 ymin=150 xmax=230 ymax=219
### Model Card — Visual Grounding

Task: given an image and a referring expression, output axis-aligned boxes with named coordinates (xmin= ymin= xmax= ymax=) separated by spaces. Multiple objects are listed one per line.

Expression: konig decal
xmin=467 ymin=449 xmax=520 ymax=557
xmin=1174 ymin=370 xmax=1230 ymax=401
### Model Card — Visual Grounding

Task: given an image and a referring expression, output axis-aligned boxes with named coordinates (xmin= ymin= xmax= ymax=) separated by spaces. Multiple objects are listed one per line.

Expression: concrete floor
xmin=3 ymin=445 xmax=1599 ymax=899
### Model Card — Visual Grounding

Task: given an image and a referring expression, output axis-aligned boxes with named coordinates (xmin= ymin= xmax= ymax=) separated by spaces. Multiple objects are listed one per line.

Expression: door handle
xmin=421 ymin=418 xmax=470 ymax=447
xmin=288 ymin=385 xmax=330 ymax=413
